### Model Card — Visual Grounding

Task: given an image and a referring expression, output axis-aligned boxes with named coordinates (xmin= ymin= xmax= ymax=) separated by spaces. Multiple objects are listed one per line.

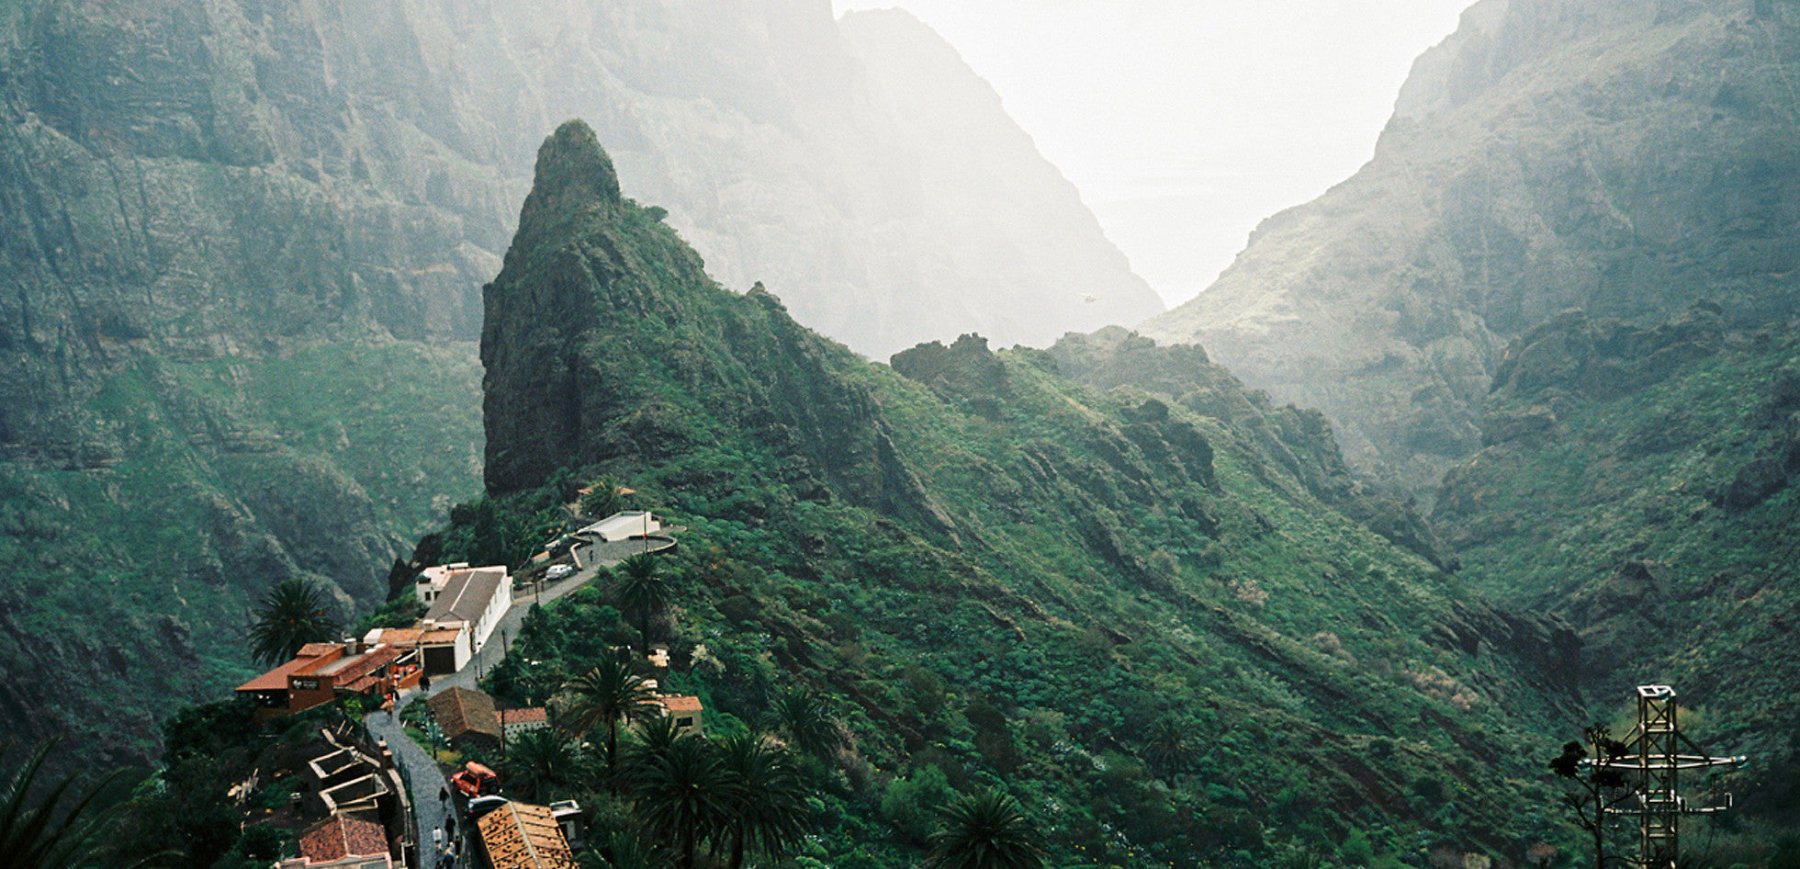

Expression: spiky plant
xmin=925 ymin=788 xmax=1046 ymax=869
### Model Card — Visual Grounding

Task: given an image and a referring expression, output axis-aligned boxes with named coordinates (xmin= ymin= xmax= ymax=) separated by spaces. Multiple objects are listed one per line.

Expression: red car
xmin=450 ymin=761 xmax=499 ymax=798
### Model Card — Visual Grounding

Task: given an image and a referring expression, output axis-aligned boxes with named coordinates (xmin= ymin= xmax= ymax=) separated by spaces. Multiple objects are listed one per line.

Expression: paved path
xmin=374 ymin=539 xmax=672 ymax=865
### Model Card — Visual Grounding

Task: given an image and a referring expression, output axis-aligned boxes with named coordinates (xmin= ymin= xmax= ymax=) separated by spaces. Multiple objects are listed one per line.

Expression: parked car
xmin=546 ymin=564 xmax=574 ymax=581
xmin=466 ymin=795 xmax=510 ymax=820
xmin=451 ymin=761 xmax=500 ymax=798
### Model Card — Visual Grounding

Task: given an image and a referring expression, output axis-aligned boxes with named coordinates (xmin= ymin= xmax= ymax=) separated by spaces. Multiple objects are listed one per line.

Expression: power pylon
xmin=1594 ymin=685 xmax=1747 ymax=867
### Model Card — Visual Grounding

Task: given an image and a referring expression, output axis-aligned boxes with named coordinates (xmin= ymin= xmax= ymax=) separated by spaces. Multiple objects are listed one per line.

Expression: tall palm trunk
xmin=607 ymin=718 xmax=621 ymax=793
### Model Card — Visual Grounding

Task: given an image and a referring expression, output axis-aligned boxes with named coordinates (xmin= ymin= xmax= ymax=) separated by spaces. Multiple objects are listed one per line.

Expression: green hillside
xmin=0 ymin=342 xmax=481 ymax=766
xmin=450 ymin=120 xmax=1589 ymax=866
xmin=1436 ymin=304 xmax=1800 ymax=837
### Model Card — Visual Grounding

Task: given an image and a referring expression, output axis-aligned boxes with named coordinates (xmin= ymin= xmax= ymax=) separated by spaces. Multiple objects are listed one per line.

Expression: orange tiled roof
xmin=476 ymin=801 xmax=576 ymax=868
xmin=235 ymin=651 xmax=333 ymax=693
xmin=299 ymin=813 xmax=387 ymax=861
xmin=321 ymin=645 xmax=401 ymax=685
xmin=296 ymin=642 xmax=340 ymax=658
xmin=369 ymin=627 xmax=423 ymax=646
xmin=501 ymin=707 xmax=548 ymax=726
xmin=661 ymin=695 xmax=703 ymax=713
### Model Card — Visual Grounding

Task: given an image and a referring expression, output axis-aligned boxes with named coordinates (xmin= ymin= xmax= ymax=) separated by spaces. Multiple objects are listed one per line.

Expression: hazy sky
xmin=831 ymin=0 xmax=1471 ymax=307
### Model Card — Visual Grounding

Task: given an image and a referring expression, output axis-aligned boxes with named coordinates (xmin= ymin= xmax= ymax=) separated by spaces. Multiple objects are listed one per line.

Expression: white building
xmin=405 ymin=564 xmax=512 ymax=674
xmin=575 ymin=510 xmax=661 ymax=543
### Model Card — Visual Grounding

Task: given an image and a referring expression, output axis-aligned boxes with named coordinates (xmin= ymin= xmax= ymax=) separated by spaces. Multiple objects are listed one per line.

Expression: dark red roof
xmin=299 ymin=814 xmax=387 ymax=861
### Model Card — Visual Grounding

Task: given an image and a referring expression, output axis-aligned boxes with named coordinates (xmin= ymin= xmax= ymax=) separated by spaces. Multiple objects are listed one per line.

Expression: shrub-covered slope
xmin=467 ymin=120 xmax=1587 ymax=865
xmin=1435 ymin=304 xmax=1800 ymax=828
xmin=0 ymin=0 xmax=1155 ymax=769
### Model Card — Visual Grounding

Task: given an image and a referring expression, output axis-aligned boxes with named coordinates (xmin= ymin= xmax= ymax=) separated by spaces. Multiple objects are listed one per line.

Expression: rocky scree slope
xmin=469 ymin=120 xmax=1587 ymax=864
xmin=1143 ymin=0 xmax=1800 ymax=500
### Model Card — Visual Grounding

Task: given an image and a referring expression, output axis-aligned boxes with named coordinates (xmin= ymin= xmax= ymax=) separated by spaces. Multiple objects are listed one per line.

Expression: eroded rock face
xmin=1142 ymin=0 xmax=1800 ymax=500
xmin=0 ymin=0 xmax=1160 ymax=768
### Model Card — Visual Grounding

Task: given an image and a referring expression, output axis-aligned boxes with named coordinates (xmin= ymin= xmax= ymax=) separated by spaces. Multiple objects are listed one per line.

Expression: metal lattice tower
xmin=1596 ymin=685 xmax=1747 ymax=868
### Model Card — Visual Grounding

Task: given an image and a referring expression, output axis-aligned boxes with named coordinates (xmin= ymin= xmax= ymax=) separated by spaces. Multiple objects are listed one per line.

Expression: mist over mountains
xmin=1144 ymin=0 xmax=1800 ymax=500
xmin=0 ymin=0 xmax=1154 ymax=764
xmin=4 ymin=0 xmax=1799 ymax=863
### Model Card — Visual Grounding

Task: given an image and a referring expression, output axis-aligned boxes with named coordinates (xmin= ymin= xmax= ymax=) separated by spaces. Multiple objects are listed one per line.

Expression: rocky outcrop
xmin=1048 ymin=328 xmax=1456 ymax=570
xmin=482 ymin=121 xmax=939 ymax=536
xmin=1142 ymin=0 xmax=1800 ymax=500
xmin=0 ymin=0 xmax=1159 ymax=769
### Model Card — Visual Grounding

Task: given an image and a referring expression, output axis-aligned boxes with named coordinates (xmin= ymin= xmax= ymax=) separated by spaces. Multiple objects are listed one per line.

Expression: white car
xmin=545 ymin=564 xmax=574 ymax=581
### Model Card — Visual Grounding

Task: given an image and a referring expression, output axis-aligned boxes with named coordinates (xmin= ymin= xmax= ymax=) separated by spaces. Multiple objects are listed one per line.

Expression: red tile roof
xmin=428 ymin=687 xmax=501 ymax=742
xmin=299 ymin=814 xmax=387 ymax=861
xmin=476 ymin=802 xmax=577 ymax=868
xmin=368 ymin=627 xmax=423 ymax=646
xmin=235 ymin=653 xmax=329 ymax=693
xmin=296 ymin=642 xmax=340 ymax=658
xmin=501 ymin=707 xmax=548 ymax=725
xmin=661 ymin=695 xmax=703 ymax=713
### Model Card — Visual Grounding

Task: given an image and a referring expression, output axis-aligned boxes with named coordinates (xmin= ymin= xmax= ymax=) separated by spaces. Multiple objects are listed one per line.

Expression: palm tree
xmin=612 ymin=553 xmax=670 ymax=654
xmin=926 ymin=789 xmax=1046 ymax=869
xmin=770 ymin=687 xmax=844 ymax=758
xmin=580 ymin=477 xmax=624 ymax=519
xmin=588 ymin=827 xmax=671 ymax=869
xmin=624 ymin=732 xmax=735 ymax=869
xmin=1 ymin=740 xmax=163 ymax=869
xmin=559 ymin=654 xmax=658 ymax=782
xmin=1141 ymin=716 xmax=1189 ymax=784
xmin=248 ymin=579 xmax=340 ymax=666
xmin=716 ymin=734 xmax=810 ymax=869
xmin=501 ymin=728 xmax=579 ymax=802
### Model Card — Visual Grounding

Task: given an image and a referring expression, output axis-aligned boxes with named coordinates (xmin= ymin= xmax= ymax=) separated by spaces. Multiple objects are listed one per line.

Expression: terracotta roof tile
xmin=476 ymin=802 xmax=576 ymax=868
xmin=427 ymin=687 xmax=501 ymax=742
xmin=299 ymin=813 xmax=387 ymax=861
xmin=661 ymin=695 xmax=703 ymax=713
xmin=501 ymin=707 xmax=548 ymax=725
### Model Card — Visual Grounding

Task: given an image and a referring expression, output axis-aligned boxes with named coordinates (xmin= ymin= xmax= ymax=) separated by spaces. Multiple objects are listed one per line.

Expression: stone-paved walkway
xmin=374 ymin=538 xmax=673 ymax=865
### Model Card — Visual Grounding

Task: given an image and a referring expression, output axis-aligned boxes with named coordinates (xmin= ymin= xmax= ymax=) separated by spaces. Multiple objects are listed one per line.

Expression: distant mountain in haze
xmin=1143 ymin=0 xmax=1799 ymax=499
xmin=0 ymin=0 xmax=1155 ymax=766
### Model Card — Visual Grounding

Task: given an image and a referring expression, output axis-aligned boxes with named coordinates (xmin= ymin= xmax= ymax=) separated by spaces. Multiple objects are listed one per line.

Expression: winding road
xmin=369 ymin=535 xmax=676 ymax=866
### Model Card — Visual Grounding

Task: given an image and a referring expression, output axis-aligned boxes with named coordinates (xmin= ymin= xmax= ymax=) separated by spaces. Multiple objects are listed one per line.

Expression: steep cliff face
xmin=1142 ymin=0 xmax=1800 ymax=498
xmin=471 ymin=122 xmax=1584 ymax=862
xmin=0 ymin=0 xmax=1158 ymax=766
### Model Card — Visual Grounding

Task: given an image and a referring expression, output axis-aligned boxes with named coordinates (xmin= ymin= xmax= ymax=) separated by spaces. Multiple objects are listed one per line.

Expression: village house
xmin=428 ymin=686 xmax=502 ymax=753
xmin=386 ymin=563 xmax=512 ymax=674
xmin=475 ymin=801 xmax=578 ymax=869
xmin=500 ymin=707 xmax=549 ymax=741
xmin=235 ymin=642 xmax=422 ymax=719
xmin=276 ymin=814 xmax=393 ymax=869
xmin=574 ymin=510 xmax=660 ymax=543
xmin=656 ymin=695 xmax=704 ymax=736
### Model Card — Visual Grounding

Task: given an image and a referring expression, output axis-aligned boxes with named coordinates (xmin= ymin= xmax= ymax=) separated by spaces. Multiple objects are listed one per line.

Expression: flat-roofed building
xmin=574 ymin=510 xmax=660 ymax=543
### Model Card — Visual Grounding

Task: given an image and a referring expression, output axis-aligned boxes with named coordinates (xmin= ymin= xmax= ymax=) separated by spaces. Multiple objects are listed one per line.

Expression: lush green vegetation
xmin=444 ymin=121 xmax=1590 ymax=867
xmin=0 ymin=341 xmax=482 ymax=768
xmin=1440 ymin=309 xmax=1800 ymax=860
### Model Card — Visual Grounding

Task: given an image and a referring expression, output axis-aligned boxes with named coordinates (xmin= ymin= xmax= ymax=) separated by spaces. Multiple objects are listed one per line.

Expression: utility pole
xmin=1594 ymin=685 xmax=1747 ymax=867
